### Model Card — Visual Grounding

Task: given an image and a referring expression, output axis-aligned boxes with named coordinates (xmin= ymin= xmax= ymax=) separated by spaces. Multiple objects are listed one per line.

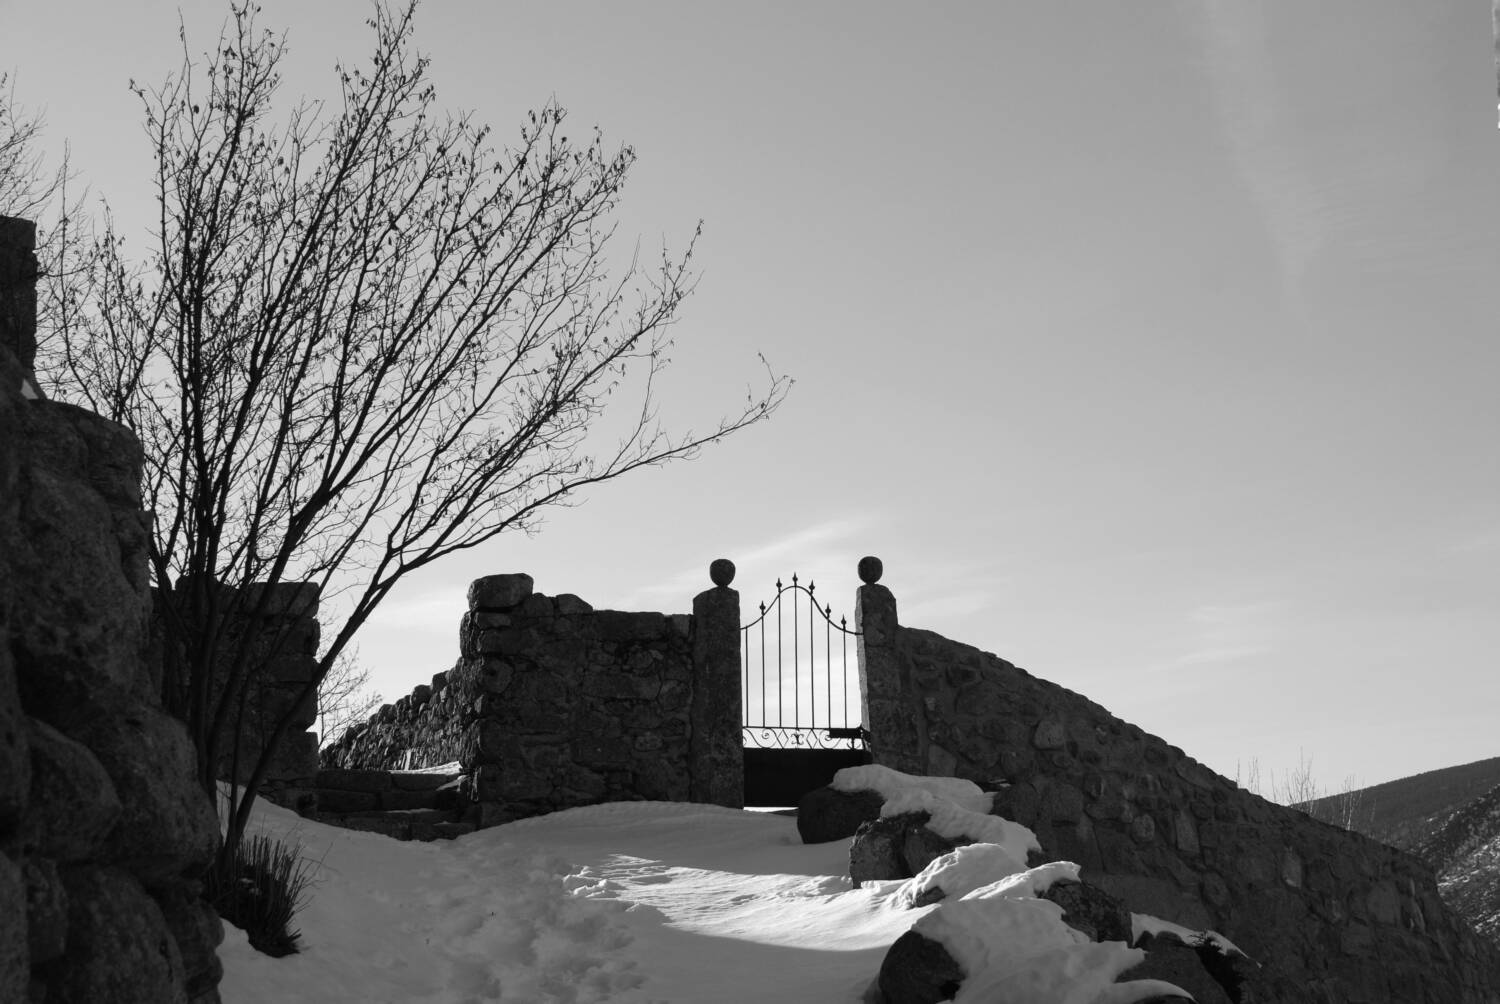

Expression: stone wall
xmin=857 ymin=571 xmax=1500 ymax=1004
xmin=322 ymin=570 xmax=744 ymax=826
xmin=151 ymin=579 xmax=323 ymax=795
xmin=1 ymin=215 xmax=224 ymax=1002
xmin=319 ymin=665 xmax=466 ymax=772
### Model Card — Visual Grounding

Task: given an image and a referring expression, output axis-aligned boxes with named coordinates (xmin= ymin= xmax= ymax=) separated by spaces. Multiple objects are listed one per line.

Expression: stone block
xmin=22 ymin=717 xmax=122 ymax=861
xmin=517 ymin=593 xmax=554 ymax=617
xmin=315 ymin=768 xmax=393 ymax=792
xmin=554 ymin=593 xmax=593 ymax=615
xmin=797 ymin=786 xmax=884 ymax=844
xmin=52 ymin=866 xmax=190 ymax=1004
xmin=314 ymin=789 xmax=379 ymax=814
xmin=1039 ymin=880 xmax=1133 ymax=943
xmin=239 ymin=581 xmax=320 ymax=619
xmin=594 ymin=610 xmax=666 ymax=641
xmin=468 ymin=574 xmax=534 ymax=611
xmin=878 ymin=929 xmax=966 ymax=1004
xmin=379 ymin=789 xmax=439 ymax=811
xmin=12 ymin=405 xmax=152 ymax=708
xmin=390 ymin=771 xmax=458 ymax=792
xmin=22 ymin=855 xmax=67 ymax=965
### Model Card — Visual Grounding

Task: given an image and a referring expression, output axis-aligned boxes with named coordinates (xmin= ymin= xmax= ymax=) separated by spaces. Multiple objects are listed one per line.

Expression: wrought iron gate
xmin=741 ymin=574 xmax=868 ymax=751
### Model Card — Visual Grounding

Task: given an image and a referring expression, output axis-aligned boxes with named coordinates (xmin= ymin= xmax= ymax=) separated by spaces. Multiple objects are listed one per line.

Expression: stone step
xmin=300 ymin=783 xmax=463 ymax=815
xmin=336 ymin=807 xmax=457 ymax=825
xmin=315 ymin=767 xmax=464 ymax=793
xmin=306 ymin=807 xmax=474 ymax=842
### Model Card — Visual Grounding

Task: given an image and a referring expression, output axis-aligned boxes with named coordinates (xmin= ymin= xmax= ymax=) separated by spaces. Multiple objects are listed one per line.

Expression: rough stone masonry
xmin=1 ymin=215 xmax=225 ymax=1004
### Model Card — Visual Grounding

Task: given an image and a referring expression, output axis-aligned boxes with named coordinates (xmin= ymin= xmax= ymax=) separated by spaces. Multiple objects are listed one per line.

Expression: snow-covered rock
xmin=795 ymin=784 xmax=884 ymax=844
xmin=831 ymin=764 xmax=996 ymax=815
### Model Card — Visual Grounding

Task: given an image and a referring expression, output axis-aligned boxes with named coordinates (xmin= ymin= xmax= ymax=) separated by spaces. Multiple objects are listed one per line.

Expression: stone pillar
xmin=0 ymin=217 xmax=38 ymax=375
xmin=855 ymin=556 xmax=924 ymax=774
xmin=689 ymin=558 xmax=743 ymax=807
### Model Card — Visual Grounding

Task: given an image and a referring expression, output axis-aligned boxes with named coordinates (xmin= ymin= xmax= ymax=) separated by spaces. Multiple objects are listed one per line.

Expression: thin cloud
xmin=622 ymin=514 xmax=880 ymax=607
xmin=1190 ymin=3 xmax=1480 ymax=291
xmin=1158 ymin=600 xmax=1281 ymax=672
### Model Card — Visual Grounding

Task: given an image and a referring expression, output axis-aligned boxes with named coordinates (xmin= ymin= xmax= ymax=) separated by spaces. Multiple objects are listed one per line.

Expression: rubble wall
xmin=858 ymin=578 xmax=1500 ymax=1004
xmin=1 ymin=215 xmax=224 ymax=1003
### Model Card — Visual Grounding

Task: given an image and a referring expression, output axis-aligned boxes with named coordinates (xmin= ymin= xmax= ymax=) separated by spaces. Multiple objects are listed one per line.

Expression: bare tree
xmin=1235 ymin=751 xmax=1369 ymax=830
xmin=38 ymin=1 xmax=788 ymax=861
xmin=0 ymin=73 xmax=66 ymax=220
xmin=315 ymin=640 xmax=382 ymax=750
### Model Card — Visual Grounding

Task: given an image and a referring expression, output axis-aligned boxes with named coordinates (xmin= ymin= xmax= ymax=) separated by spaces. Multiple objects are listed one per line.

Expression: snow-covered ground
xmin=218 ymin=782 xmax=1185 ymax=1003
xmin=219 ymin=795 xmax=912 ymax=1002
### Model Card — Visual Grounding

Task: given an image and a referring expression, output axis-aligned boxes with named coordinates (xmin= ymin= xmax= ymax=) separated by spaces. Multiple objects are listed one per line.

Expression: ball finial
xmin=857 ymin=556 xmax=883 ymax=585
xmin=709 ymin=558 xmax=736 ymax=588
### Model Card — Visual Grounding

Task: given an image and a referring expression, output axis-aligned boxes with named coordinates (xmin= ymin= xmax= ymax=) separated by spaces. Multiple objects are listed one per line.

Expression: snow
xmin=953 ymin=943 xmax=1188 ymax=1004
xmin=216 ymin=786 xmax=1190 ymax=1003
xmin=218 ymin=793 xmax=923 ymax=1003
xmin=914 ymin=893 xmax=1184 ymax=1004
xmin=831 ymin=763 xmax=1042 ymax=863
xmin=831 ymin=763 xmax=995 ymax=814
xmin=1131 ymin=912 xmax=1246 ymax=958
xmin=893 ymin=845 xmax=1054 ymax=909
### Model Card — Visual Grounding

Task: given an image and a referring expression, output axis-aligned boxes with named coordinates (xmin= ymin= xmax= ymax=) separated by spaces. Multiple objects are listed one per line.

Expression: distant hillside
xmin=1302 ymin=755 xmax=1500 ymax=847
xmin=1304 ymin=756 xmax=1500 ymax=946
xmin=1410 ymin=784 xmax=1500 ymax=942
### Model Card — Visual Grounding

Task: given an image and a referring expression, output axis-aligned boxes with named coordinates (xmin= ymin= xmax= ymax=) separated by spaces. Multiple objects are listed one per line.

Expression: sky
xmin=4 ymin=0 xmax=1497 ymax=796
xmin=215 ymin=774 xmax=1194 ymax=1002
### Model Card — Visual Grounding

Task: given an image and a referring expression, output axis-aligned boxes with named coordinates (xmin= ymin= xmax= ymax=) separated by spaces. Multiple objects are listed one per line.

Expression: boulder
xmin=900 ymin=821 xmax=967 ymax=876
xmin=49 ymin=865 xmax=190 ymax=1004
xmin=238 ymin=581 xmax=319 ymax=619
xmin=796 ymin=785 xmax=884 ymax=844
xmin=0 ymin=852 xmax=25 ymax=1004
xmin=1040 ymin=879 xmax=1134 ymax=943
xmin=22 ymin=855 xmax=67 ymax=965
xmin=1130 ymin=931 xmax=1234 ymax=1004
xmin=849 ymin=812 xmax=971 ymax=887
xmin=850 ymin=815 xmax=906 ymax=887
xmin=155 ymin=880 xmax=225 ymax=1002
xmin=59 ymin=698 xmax=219 ymax=886
xmin=468 ymin=574 xmax=534 ymax=611
xmin=21 ymin=717 xmax=122 ymax=861
xmin=11 ymin=400 xmax=152 ymax=706
xmin=877 ymin=929 xmax=967 ymax=1004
